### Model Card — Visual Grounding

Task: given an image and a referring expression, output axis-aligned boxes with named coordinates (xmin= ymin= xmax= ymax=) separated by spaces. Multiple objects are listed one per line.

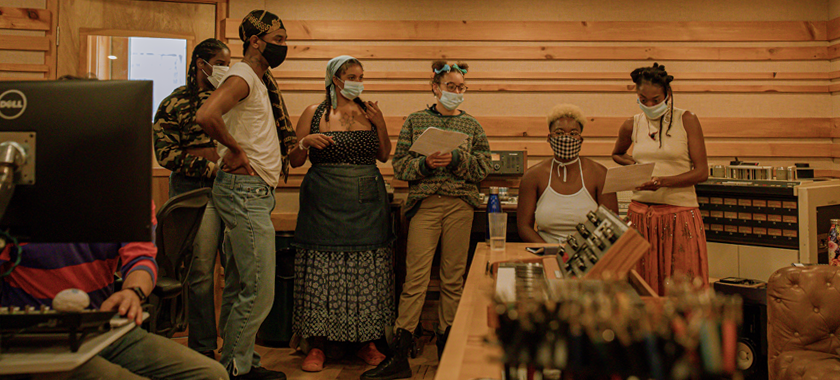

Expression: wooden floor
xmin=171 ymin=335 xmax=439 ymax=380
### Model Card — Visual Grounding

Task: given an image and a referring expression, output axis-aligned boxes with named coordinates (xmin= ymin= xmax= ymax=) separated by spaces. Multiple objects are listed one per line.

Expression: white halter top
xmin=534 ymin=159 xmax=598 ymax=244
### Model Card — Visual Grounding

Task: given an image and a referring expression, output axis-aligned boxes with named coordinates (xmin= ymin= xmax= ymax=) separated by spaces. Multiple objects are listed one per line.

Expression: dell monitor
xmin=0 ymin=80 xmax=153 ymax=242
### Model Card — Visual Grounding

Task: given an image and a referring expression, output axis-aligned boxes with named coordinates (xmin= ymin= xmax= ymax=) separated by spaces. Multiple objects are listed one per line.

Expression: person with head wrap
xmin=153 ymin=37 xmax=230 ymax=361
xmin=516 ymin=103 xmax=618 ymax=245
xmin=284 ymin=56 xmax=393 ymax=372
xmin=363 ymin=60 xmax=491 ymax=380
xmin=196 ymin=9 xmax=297 ymax=380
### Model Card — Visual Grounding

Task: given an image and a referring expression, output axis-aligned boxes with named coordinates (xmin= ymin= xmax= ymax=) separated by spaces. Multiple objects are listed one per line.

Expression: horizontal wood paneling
xmin=0 ymin=63 xmax=49 ymax=72
xmin=0 ymin=35 xmax=50 ymax=51
xmin=276 ymin=82 xmax=830 ymax=94
xmin=272 ymin=70 xmax=834 ymax=81
xmin=290 ymin=116 xmax=836 ymax=138
xmin=224 ymin=19 xmax=827 ymax=42
xmin=829 ymin=16 xmax=840 ymax=41
xmin=0 ymin=7 xmax=50 ymax=31
xmin=229 ymin=42 xmax=828 ymax=61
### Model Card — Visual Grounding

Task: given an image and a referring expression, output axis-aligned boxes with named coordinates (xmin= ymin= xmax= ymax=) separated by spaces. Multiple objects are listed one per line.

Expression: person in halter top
xmin=517 ymin=104 xmax=618 ymax=244
xmin=611 ymin=63 xmax=710 ymax=296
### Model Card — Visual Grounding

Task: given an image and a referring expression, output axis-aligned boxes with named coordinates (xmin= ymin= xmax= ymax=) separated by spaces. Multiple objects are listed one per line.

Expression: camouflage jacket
xmin=153 ymin=86 xmax=217 ymax=178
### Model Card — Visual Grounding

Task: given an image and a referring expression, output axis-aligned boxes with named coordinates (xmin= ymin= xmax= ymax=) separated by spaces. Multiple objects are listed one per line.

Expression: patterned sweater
xmin=393 ymin=107 xmax=491 ymax=212
xmin=153 ymin=86 xmax=217 ymax=178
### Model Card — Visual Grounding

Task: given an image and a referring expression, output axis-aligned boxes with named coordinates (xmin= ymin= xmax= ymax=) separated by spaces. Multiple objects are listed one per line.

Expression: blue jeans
xmin=69 ymin=326 xmax=228 ymax=380
xmin=169 ymin=172 xmax=225 ymax=353
xmin=212 ymin=170 xmax=276 ymax=375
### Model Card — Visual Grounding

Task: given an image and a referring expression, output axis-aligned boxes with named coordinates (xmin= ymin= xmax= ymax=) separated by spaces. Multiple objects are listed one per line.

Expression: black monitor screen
xmin=0 ymin=80 xmax=153 ymax=242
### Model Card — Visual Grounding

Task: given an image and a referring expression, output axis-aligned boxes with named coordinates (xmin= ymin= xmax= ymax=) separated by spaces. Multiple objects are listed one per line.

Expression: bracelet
xmin=298 ymin=138 xmax=309 ymax=151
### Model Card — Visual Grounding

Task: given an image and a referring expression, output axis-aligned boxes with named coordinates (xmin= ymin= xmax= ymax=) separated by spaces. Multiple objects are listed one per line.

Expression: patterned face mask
xmin=549 ymin=135 xmax=582 ymax=161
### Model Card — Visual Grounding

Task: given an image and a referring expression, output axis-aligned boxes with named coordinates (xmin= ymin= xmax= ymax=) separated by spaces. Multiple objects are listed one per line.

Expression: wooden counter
xmin=435 ymin=242 xmax=554 ymax=380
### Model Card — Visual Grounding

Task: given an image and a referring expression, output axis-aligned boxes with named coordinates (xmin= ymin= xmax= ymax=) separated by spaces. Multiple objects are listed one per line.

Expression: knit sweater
xmin=392 ymin=107 xmax=491 ymax=212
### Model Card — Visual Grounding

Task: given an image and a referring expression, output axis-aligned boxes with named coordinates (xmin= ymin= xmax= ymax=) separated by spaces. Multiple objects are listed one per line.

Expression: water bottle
xmin=486 ymin=186 xmax=501 ymax=243
xmin=829 ymin=219 xmax=840 ymax=266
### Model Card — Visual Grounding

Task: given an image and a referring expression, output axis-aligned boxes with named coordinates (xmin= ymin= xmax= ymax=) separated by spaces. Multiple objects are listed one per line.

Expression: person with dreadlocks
xmin=154 ymin=38 xmax=231 ymax=195
xmin=611 ymin=62 xmax=710 ymax=296
xmin=196 ymin=9 xmax=297 ymax=380
xmin=362 ymin=60 xmax=490 ymax=380
xmin=153 ymin=37 xmax=230 ymax=362
xmin=286 ymin=56 xmax=393 ymax=372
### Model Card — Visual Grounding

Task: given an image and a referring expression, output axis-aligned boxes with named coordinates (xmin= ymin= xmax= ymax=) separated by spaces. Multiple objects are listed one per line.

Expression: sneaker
xmin=301 ymin=348 xmax=326 ymax=372
xmin=230 ymin=366 xmax=286 ymax=380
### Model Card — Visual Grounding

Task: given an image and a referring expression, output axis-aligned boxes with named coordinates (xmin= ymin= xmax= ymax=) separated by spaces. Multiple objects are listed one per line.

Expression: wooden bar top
xmin=435 ymin=242 xmax=555 ymax=380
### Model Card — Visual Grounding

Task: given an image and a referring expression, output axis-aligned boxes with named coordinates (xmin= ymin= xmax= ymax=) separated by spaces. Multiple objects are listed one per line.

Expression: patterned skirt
xmin=628 ymin=201 xmax=710 ymax=296
xmin=292 ymin=247 xmax=394 ymax=342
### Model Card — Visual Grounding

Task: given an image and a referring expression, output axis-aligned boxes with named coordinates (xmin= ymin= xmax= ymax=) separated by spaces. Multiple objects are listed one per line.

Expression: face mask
xmin=438 ymin=89 xmax=464 ymax=111
xmin=337 ymin=78 xmax=364 ymax=100
xmin=201 ymin=61 xmax=229 ymax=89
xmin=638 ymin=97 xmax=669 ymax=120
xmin=549 ymin=135 xmax=582 ymax=161
xmin=549 ymin=135 xmax=583 ymax=182
xmin=259 ymin=39 xmax=288 ymax=68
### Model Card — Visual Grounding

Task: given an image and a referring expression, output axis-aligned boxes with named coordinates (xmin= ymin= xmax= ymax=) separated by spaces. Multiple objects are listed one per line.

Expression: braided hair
xmin=324 ymin=58 xmax=367 ymax=122
xmin=631 ymin=62 xmax=674 ymax=148
xmin=187 ymin=38 xmax=229 ymax=119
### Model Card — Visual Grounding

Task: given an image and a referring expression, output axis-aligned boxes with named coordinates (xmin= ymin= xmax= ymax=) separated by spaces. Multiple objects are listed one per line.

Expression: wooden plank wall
xmin=0 ymin=1 xmax=57 ymax=80
xmin=217 ymin=3 xmax=840 ymax=213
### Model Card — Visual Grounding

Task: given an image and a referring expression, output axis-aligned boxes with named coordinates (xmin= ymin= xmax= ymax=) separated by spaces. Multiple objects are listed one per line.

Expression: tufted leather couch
xmin=767 ymin=265 xmax=840 ymax=380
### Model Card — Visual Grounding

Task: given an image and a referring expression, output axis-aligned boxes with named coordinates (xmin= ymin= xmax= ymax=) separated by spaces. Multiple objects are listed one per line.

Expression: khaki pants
xmin=395 ymin=195 xmax=474 ymax=333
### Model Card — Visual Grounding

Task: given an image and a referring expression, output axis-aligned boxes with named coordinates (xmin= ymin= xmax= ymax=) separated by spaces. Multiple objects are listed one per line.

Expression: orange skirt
xmin=628 ymin=201 xmax=709 ymax=296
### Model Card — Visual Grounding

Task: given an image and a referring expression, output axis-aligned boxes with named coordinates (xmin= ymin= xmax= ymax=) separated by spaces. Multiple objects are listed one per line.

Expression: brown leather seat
xmin=767 ymin=265 xmax=840 ymax=380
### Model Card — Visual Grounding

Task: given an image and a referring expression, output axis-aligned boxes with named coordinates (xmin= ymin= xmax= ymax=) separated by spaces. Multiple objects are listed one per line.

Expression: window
xmin=128 ymin=37 xmax=187 ymax=114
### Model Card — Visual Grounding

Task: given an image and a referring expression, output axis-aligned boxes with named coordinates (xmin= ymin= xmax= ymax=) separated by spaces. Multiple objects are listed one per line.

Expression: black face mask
xmin=259 ymin=38 xmax=287 ymax=68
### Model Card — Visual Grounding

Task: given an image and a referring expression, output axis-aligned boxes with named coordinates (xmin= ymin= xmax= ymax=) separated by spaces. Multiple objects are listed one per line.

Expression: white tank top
xmin=534 ymin=159 xmax=599 ymax=244
xmin=630 ymin=108 xmax=699 ymax=208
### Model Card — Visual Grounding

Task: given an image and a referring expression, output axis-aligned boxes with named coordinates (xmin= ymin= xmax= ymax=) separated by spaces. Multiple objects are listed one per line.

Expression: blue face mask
xmin=638 ymin=97 xmax=669 ymax=120
xmin=438 ymin=90 xmax=464 ymax=111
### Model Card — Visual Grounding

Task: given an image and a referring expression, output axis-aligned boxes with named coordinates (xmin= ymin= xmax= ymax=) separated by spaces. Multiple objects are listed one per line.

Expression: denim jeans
xmin=69 ymin=326 xmax=228 ymax=380
xmin=212 ymin=170 xmax=276 ymax=375
xmin=169 ymin=171 xmax=225 ymax=353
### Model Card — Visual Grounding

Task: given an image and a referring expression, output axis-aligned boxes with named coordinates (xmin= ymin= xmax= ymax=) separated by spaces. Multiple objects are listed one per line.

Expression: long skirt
xmin=628 ymin=201 xmax=709 ymax=296
xmin=292 ymin=247 xmax=394 ymax=342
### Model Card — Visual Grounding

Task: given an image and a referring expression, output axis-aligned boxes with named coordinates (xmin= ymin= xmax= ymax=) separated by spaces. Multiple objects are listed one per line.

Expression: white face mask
xmin=638 ymin=97 xmax=669 ymax=120
xmin=201 ymin=61 xmax=229 ymax=89
xmin=438 ymin=90 xmax=464 ymax=111
xmin=337 ymin=78 xmax=364 ymax=100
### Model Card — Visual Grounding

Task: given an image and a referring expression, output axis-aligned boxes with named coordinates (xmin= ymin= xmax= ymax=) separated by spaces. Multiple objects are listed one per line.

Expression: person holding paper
xmin=610 ymin=63 xmax=709 ymax=296
xmin=516 ymin=104 xmax=618 ymax=244
xmin=363 ymin=60 xmax=490 ymax=380
xmin=286 ymin=56 xmax=394 ymax=372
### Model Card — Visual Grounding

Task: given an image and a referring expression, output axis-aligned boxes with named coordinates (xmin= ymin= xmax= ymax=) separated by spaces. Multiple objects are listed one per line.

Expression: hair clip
xmin=452 ymin=64 xmax=467 ymax=75
xmin=434 ymin=64 xmax=451 ymax=74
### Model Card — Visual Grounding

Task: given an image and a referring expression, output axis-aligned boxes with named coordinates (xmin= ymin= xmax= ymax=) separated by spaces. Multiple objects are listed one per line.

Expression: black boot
xmin=360 ymin=328 xmax=413 ymax=380
xmin=435 ymin=326 xmax=451 ymax=360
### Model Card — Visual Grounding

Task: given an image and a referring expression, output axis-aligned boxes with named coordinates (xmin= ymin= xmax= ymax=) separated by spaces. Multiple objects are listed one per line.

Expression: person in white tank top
xmin=610 ymin=62 xmax=710 ymax=295
xmin=517 ymin=104 xmax=618 ymax=244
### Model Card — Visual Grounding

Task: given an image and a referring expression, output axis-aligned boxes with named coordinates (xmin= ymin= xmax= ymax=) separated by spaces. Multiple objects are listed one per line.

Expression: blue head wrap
xmin=325 ymin=55 xmax=357 ymax=109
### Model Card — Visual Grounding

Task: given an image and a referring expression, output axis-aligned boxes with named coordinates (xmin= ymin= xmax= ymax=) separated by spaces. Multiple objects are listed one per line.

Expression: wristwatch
xmin=128 ymin=286 xmax=147 ymax=302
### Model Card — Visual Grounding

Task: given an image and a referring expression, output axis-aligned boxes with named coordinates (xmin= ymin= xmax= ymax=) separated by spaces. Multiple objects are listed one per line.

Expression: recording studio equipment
xmin=714 ymin=278 xmax=768 ymax=380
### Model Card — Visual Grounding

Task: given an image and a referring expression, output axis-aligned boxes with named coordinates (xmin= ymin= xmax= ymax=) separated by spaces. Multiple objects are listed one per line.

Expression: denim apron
xmin=293 ymin=164 xmax=394 ymax=251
